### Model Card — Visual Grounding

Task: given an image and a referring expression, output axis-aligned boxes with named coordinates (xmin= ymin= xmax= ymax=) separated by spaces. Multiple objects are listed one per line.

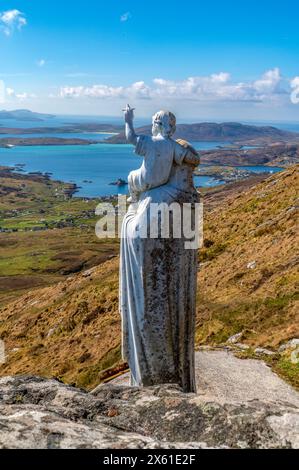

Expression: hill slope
xmin=197 ymin=165 xmax=298 ymax=348
xmin=0 ymin=166 xmax=298 ymax=389
xmin=106 ymin=122 xmax=298 ymax=144
xmin=0 ymin=167 xmax=119 ymax=304
xmin=0 ymin=109 xmax=54 ymax=122
xmin=200 ymin=143 xmax=299 ymax=167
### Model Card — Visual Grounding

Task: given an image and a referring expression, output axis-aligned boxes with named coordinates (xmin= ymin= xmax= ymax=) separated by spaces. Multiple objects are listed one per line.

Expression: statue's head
xmin=152 ymin=110 xmax=176 ymax=137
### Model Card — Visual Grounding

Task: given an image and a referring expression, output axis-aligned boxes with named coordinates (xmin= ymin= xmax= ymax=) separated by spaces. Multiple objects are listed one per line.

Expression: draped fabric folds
xmin=120 ymin=135 xmax=199 ymax=392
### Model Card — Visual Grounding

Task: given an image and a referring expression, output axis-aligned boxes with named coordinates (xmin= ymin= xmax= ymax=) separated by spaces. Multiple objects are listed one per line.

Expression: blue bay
xmin=0 ymin=142 xmax=283 ymax=198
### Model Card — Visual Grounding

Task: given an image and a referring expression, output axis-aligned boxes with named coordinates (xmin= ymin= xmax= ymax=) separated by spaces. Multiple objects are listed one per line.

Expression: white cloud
xmin=151 ymin=69 xmax=285 ymax=102
xmin=6 ymin=87 xmax=15 ymax=96
xmin=59 ymin=69 xmax=289 ymax=104
xmin=0 ymin=9 xmax=27 ymax=36
xmin=128 ymin=81 xmax=151 ymax=99
xmin=290 ymin=76 xmax=299 ymax=104
xmin=5 ymin=87 xmax=36 ymax=101
xmin=60 ymin=80 xmax=151 ymax=100
xmin=253 ymin=68 xmax=281 ymax=93
xmin=0 ymin=80 xmax=5 ymax=103
xmin=15 ymin=92 xmax=29 ymax=100
xmin=290 ymin=77 xmax=299 ymax=88
xmin=120 ymin=12 xmax=131 ymax=22
xmin=37 ymin=59 xmax=46 ymax=67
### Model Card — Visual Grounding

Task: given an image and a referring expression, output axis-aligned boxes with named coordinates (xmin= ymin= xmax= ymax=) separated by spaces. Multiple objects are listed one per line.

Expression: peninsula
xmin=200 ymin=142 xmax=299 ymax=167
xmin=1 ymin=121 xmax=298 ymax=150
xmin=105 ymin=122 xmax=299 ymax=145
xmin=0 ymin=137 xmax=96 ymax=146
xmin=0 ymin=109 xmax=55 ymax=122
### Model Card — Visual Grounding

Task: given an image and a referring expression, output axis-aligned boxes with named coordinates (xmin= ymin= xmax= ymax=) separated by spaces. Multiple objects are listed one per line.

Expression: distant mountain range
xmin=106 ymin=122 xmax=299 ymax=145
xmin=1 ymin=111 xmax=298 ymax=145
xmin=0 ymin=109 xmax=55 ymax=122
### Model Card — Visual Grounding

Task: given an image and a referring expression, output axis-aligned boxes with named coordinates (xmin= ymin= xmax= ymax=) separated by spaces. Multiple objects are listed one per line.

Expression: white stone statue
xmin=120 ymin=104 xmax=200 ymax=392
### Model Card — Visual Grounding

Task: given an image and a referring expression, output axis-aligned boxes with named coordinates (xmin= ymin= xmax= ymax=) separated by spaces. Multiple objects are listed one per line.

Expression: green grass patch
xmin=196 ymin=292 xmax=299 ymax=346
xmin=75 ymin=344 xmax=121 ymax=389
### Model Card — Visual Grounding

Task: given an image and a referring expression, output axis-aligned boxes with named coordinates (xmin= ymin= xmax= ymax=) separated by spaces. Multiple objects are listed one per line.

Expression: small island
xmin=109 ymin=178 xmax=128 ymax=187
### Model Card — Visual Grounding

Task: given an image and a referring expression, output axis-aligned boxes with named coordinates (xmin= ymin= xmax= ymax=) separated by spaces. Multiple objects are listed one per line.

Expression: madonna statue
xmin=120 ymin=104 xmax=200 ymax=392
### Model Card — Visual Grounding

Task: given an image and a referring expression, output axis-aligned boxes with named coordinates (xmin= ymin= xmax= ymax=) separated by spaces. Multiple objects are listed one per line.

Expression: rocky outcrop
xmin=0 ymin=370 xmax=298 ymax=449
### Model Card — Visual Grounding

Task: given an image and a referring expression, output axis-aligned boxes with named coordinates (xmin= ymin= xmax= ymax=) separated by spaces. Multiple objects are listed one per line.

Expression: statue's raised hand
xmin=123 ymin=104 xmax=135 ymax=124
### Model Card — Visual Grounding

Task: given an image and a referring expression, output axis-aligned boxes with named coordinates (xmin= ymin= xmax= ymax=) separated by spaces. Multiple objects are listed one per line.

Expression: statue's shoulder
xmin=175 ymin=138 xmax=198 ymax=155
xmin=135 ymin=134 xmax=156 ymax=157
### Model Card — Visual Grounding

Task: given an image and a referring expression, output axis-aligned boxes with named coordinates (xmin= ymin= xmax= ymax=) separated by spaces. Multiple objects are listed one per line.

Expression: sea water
xmin=0 ymin=142 xmax=283 ymax=197
xmin=0 ymin=115 xmax=291 ymax=197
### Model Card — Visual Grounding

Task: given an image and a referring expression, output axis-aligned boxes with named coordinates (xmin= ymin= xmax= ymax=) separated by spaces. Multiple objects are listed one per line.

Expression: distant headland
xmin=0 ymin=109 xmax=55 ymax=122
xmin=105 ymin=122 xmax=299 ymax=146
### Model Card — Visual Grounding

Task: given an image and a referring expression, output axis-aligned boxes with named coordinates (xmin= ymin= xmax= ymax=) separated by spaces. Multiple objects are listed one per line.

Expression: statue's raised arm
xmin=123 ymin=104 xmax=137 ymax=146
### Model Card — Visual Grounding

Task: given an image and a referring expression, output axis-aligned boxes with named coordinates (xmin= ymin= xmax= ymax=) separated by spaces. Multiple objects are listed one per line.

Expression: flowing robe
xmin=120 ymin=134 xmax=199 ymax=392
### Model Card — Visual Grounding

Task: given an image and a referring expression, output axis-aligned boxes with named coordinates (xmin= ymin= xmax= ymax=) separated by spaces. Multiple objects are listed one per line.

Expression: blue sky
xmin=0 ymin=0 xmax=299 ymax=121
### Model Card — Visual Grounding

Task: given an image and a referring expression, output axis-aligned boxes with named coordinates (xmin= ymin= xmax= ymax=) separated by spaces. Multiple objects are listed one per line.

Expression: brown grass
xmin=0 ymin=166 xmax=298 ymax=389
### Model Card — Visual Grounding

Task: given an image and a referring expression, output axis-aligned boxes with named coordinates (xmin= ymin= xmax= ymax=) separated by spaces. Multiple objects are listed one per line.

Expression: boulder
xmin=0 ymin=374 xmax=298 ymax=449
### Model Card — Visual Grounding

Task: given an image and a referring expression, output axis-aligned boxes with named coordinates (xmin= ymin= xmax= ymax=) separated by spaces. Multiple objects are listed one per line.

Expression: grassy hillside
xmin=0 ymin=167 xmax=119 ymax=304
xmin=0 ymin=166 xmax=298 ymax=389
xmin=0 ymin=258 xmax=120 ymax=389
xmin=197 ymin=165 xmax=298 ymax=348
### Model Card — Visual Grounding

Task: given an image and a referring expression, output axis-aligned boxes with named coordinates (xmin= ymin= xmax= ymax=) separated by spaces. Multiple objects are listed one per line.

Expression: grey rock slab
xmin=1 ymin=350 xmax=299 ymax=449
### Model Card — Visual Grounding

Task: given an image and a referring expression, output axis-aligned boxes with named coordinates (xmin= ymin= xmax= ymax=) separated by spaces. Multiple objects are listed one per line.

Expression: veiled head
xmin=152 ymin=110 xmax=176 ymax=137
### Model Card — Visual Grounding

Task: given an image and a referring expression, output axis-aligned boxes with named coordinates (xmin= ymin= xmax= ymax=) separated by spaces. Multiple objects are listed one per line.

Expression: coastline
xmin=0 ymin=119 xmax=297 ymax=198
xmin=0 ymin=137 xmax=97 ymax=147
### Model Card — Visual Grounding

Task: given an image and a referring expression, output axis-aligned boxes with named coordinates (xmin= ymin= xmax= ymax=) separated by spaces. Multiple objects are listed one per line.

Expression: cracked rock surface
xmin=0 ymin=351 xmax=298 ymax=449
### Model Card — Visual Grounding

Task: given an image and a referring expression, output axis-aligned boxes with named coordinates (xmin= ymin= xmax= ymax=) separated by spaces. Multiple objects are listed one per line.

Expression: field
xmin=0 ymin=167 xmax=119 ymax=304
